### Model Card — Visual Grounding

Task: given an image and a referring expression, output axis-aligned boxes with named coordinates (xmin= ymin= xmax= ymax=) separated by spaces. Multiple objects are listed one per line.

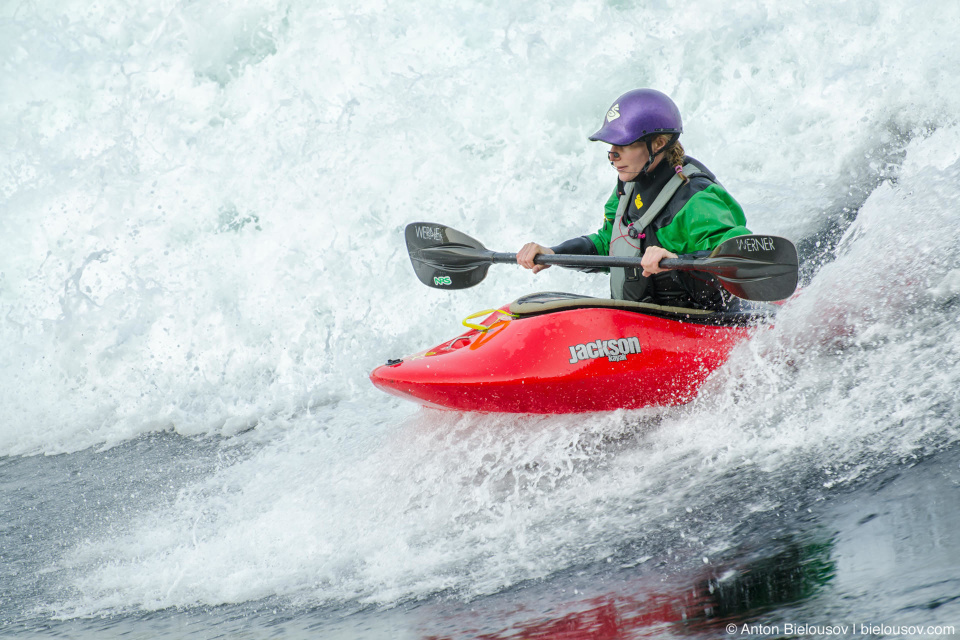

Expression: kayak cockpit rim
xmin=507 ymin=292 xmax=778 ymax=327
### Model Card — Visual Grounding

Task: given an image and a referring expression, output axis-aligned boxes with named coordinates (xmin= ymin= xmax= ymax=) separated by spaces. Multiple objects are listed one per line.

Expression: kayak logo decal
xmin=415 ymin=225 xmax=444 ymax=242
xmin=606 ymin=104 xmax=620 ymax=122
xmin=433 ymin=275 xmax=452 ymax=286
xmin=568 ymin=336 xmax=641 ymax=364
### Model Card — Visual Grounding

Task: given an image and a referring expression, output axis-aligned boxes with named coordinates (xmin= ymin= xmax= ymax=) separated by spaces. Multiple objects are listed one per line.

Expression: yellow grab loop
xmin=461 ymin=308 xmax=518 ymax=332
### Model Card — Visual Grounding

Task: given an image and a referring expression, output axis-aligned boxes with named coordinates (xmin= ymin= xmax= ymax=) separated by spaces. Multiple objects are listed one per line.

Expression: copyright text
xmin=726 ymin=623 xmax=955 ymax=636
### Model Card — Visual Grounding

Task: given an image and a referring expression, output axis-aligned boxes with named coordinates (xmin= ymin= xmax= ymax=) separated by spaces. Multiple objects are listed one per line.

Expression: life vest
xmin=608 ymin=163 xmax=730 ymax=310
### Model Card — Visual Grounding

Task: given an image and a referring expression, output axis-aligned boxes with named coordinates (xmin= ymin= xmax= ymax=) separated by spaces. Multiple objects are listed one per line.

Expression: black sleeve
xmin=549 ymin=235 xmax=604 ymax=273
xmin=550 ymin=236 xmax=598 ymax=255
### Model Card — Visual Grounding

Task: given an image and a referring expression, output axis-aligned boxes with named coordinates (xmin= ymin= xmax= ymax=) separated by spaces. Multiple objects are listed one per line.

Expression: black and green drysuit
xmin=553 ymin=156 xmax=750 ymax=310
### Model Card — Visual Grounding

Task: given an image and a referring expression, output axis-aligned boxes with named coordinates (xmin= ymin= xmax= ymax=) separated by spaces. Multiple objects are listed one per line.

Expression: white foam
xmin=5 ymin=0 xmax=960 ymax=455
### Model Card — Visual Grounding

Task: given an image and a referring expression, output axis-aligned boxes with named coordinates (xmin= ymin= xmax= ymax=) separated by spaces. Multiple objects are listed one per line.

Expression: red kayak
xmin=370 ymin=292 xmax=775 ymax=413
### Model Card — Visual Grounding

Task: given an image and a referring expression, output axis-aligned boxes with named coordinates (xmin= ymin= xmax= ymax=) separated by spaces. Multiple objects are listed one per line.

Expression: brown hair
xmin=653 ymin=134 xmax=688 ymax=183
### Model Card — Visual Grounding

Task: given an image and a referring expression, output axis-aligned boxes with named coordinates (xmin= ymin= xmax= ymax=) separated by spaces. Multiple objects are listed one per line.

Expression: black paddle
xmin=404 ymin=222 xmax=798 ymax=302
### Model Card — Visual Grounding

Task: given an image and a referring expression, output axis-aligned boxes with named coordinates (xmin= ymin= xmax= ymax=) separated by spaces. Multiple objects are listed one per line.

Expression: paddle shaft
xmin=488 ymin=251 xmax=702 ymax=270
xmin=434 ymin=248 xmax=792 ymax=277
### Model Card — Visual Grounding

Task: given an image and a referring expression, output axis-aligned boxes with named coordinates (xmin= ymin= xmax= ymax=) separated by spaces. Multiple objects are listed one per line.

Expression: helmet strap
xmin=639 ymin=133 xmax=680 ymax=176
xmin=640 ymin=140 xmax=657 ymax=175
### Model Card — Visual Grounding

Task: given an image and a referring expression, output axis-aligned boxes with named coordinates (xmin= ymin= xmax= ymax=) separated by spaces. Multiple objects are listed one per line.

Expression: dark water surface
xmin=3 ymin=432 xmax=958 ymax=639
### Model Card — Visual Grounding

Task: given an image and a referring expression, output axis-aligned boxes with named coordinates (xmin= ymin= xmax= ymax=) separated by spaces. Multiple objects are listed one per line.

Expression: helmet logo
xmin=606 ymin=104 xmax=620 ymax=122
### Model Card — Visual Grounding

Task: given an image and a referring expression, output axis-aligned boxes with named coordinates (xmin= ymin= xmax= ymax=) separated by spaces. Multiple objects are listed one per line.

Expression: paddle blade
xmin=404 ymin=222 xmax=493 ymax=290
xmin=707 ymin=234 xmax=799 ymax=301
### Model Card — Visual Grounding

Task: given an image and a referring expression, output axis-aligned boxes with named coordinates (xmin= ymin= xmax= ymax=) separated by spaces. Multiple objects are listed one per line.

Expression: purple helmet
xmin=588 ymin=89 xmax=683 ymax=146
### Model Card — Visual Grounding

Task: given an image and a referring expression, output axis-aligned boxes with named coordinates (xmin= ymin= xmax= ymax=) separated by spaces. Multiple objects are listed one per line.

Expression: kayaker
xmin=516 ymin=88 xmax=751 ymax=310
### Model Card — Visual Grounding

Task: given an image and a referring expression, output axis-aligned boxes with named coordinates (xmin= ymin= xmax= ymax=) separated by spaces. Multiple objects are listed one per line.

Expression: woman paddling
xmin=517 ymin=89 xmax=751 ymax=311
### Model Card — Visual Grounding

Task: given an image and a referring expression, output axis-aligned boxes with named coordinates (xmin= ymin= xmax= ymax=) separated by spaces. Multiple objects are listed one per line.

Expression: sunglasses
xmin=607 ymin=141 xmax=643 ymax=162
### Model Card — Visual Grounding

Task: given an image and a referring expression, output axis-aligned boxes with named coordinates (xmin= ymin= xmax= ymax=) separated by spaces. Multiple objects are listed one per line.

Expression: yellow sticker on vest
xmin=634 ymin=194 xmax=643 ymax=209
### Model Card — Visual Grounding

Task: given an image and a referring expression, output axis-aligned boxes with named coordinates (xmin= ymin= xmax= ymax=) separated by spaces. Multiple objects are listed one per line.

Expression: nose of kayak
xmin=369 ymin=361 xmax=404 ymax=395
xmin=370 ymin=360 xmax=457 ymax=410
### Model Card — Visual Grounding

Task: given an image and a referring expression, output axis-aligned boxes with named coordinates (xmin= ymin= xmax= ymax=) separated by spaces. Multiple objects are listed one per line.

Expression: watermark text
xmin=726 ymin=622 xmax=955 ymax=636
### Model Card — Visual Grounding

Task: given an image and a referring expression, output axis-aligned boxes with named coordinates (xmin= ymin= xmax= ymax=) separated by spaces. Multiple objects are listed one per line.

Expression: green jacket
xmin=585 ymin=156 xmax=751 ymax=309
xmin=588 ymin=182 xmax=750 ymax=257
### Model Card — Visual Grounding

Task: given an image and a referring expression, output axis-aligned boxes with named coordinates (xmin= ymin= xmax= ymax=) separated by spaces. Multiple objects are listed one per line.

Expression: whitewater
xmin=3 ymin=0 xmax=960 ymax=638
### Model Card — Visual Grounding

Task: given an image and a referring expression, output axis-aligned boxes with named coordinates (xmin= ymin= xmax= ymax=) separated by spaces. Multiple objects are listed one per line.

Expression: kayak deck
xmin=370 ymin=292 xmax=777 ymax=414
